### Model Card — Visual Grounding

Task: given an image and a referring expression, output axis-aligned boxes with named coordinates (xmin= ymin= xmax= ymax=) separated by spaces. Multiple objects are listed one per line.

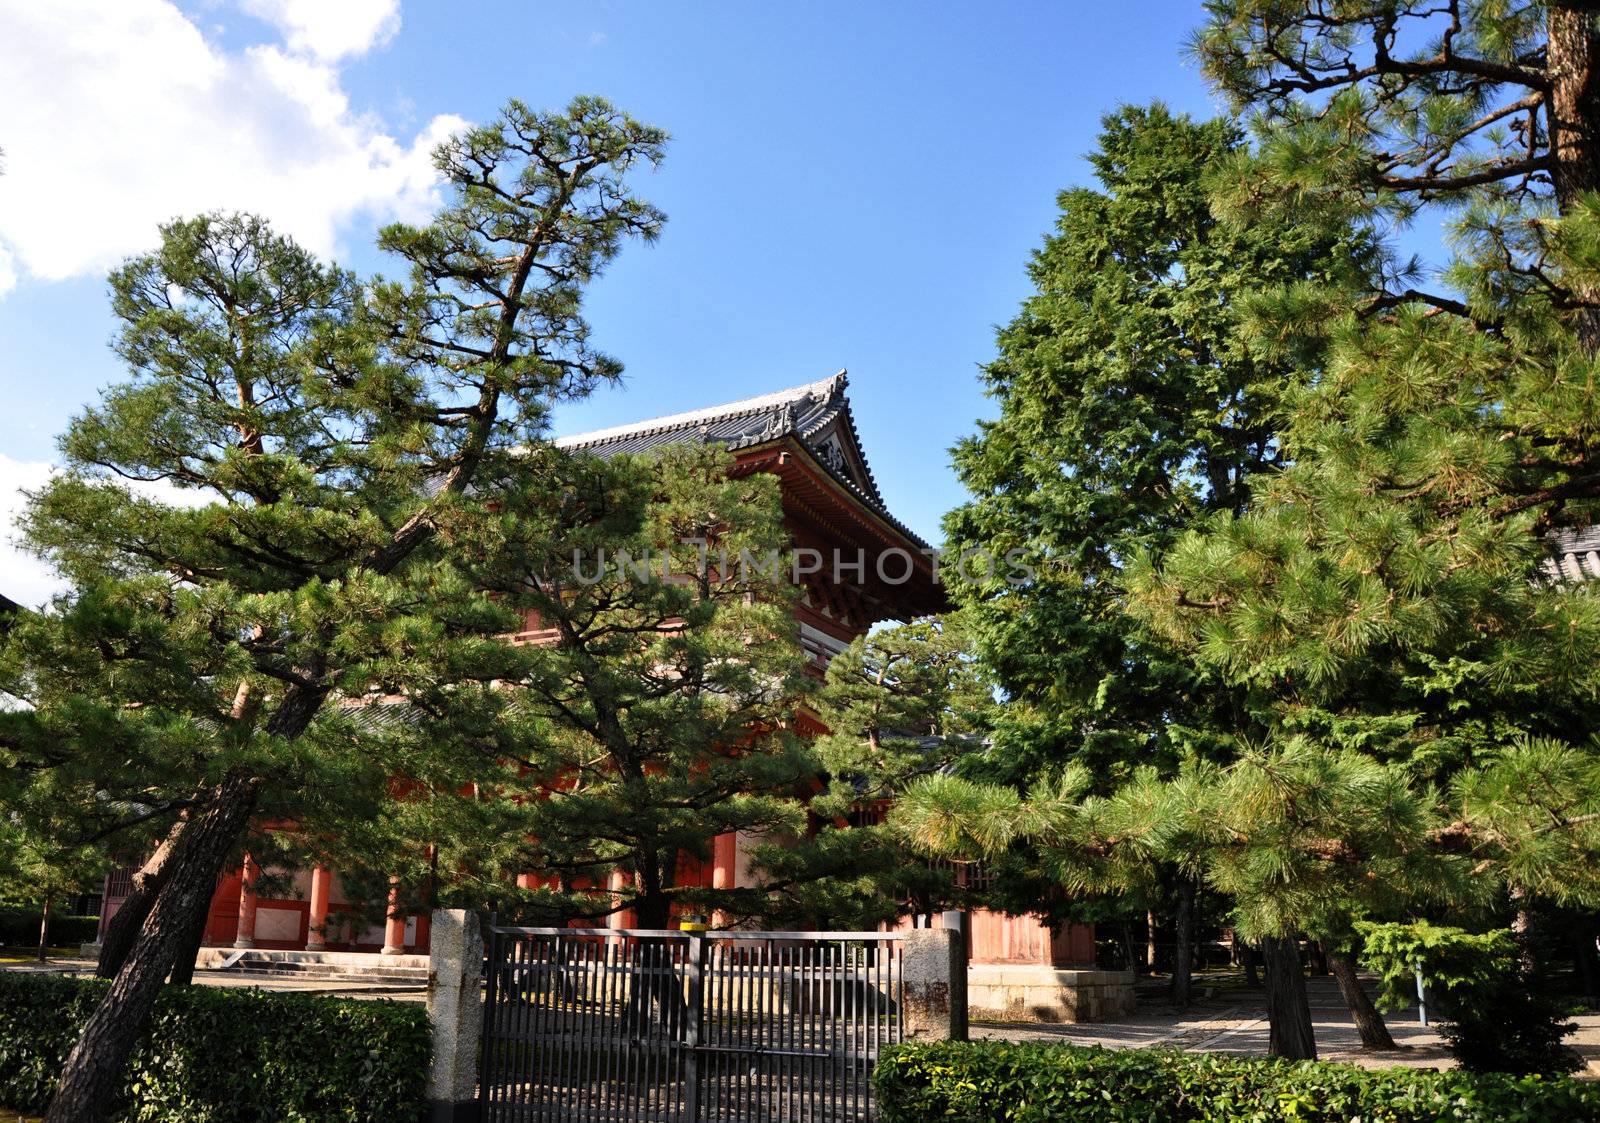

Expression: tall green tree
xmin=938 ymin=103 xmax=1373 ymax=1009
xmin=1111 ymin=0 xmax=1600 ymax=1065
xmin=752 ymin=614 xmax=997 ymax=930
xmin=1136 ymin=1 xmax=1600 ymax=895
xmin=0 ymin=97 xmax=666 ymax=1123
xmin=364 ymin=443 xmax=818 ymax=931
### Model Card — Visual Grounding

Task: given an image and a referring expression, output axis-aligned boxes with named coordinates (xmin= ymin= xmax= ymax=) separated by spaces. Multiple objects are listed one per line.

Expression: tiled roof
xmin=1545 ymin=526 xmax=1600 ymax=584
xmin=557 ymin=370 xmax=927 ymax=547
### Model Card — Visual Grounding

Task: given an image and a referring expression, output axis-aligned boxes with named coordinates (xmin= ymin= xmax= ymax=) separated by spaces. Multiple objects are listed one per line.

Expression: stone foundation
xmin=967 ymin=964 xmax=1136 ymax=1023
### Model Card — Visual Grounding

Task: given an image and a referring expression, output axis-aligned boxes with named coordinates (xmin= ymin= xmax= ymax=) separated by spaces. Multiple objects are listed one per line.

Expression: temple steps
xmin=194 ymin=947 xmax=431 ymax=986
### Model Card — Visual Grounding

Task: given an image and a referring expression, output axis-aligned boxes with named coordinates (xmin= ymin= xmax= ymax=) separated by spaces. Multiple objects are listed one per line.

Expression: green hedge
xmin=0 ymin=971 xmax=430 ymax=1122
xmin=0 ymin=907 xmax=99 ymax=948
xmin=874 ymin=1041 xmax=1600 ymax=1123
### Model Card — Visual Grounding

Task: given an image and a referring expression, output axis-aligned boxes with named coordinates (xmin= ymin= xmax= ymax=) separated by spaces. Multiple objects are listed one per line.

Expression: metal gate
xmin=479 ymin=924 xmax=904 ymax=1121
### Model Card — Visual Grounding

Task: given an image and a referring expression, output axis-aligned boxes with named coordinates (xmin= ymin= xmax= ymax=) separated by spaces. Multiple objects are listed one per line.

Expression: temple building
xmin=94 ymin=371 xmax=1132 ymax=1020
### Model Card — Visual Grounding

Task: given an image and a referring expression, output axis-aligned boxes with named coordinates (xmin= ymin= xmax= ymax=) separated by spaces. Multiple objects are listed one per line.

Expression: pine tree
xmin=362 ymin=443 xmax=819 ymax=931
xmin=936 ymin=103 xmax=1373 ymax=1016
xmin=1111 ymin=0 xmax=1600 ymax=1060
xmin=0 ymin=97 xmax=666 ymax=1123
xmin=751 ymin=615 xmax=997 ymax=930
xmin=1135 ymin=2 xmax=1600 ymax=896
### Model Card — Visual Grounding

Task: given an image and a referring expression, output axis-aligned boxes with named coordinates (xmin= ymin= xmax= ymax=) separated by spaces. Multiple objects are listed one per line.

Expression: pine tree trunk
xmin=166 ymin=877 xmax=216 ymax=987
xmin=1146 ymin=908 xmax=1157 ymax=974
xmin=37 ymin=898 xmax=51 ymax=962
xmin=1169 ymin=876 xmax=1195 ymax=1006
xmin=1548 ymin=3 xmax=1600 ymax=352
xmin=1263 ymin=935 xmax=1317 ymax=1061
xmin=45 ymin=769 xmax=261 ymax=1123
xmin=96 ymin=824 xmax=184 ymax=979
xmin=1324 ymin=943 xmax=1397 ymax=1050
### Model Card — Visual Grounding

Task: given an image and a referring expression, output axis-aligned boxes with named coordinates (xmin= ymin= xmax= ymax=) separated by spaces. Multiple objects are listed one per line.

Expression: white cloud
xmin=0 ymin=455 xmax=223 ymax=609
xmin=241 ymin=0 xmax=401 ymax=61
xmin=0 ymin=0 xmax=466 ymax=293
xmin=0 ymin=455 xmax=62 ymax=609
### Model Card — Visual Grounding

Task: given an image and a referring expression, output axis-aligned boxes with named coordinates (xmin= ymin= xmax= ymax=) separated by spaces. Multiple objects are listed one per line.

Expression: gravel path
xmin=973 ymin=974 xmax=1600 ymax=1074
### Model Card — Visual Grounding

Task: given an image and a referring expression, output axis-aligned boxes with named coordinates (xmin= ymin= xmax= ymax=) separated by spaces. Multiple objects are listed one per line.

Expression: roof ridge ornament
xmin=762 ymin=401 xmax=797 ymax=439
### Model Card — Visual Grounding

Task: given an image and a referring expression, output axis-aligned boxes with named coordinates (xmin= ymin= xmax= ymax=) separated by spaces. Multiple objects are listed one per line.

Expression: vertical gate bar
xmin=759 ymin=940 xmax=773 ymax=1120
xmin=780 ymin=947 xmax=793 ymax=1119
xmin=643 ymin=939 xmax=660 ymax=1123
xmin=563 ymin=938 xmax=580 ymax=1120
xmin=531 ymin=940 xmax=550 ymax=1123
xmin=527 ymin=936 xmax=544 ymax=1121
xmin=709 ymin=940 xmax=723 ymax=1119
xmin=773 ymin=939 xmax=784 ymax=1120
xmin=812 ymin=947 xmax=825 ymax=1119
xmin=619 ymin=939 xmax=637 ymax=1123
xmin=796 ymin=941 xmax=806 ymax=1123
xmin=852 ymin=940 xmax=861 ymax=1123
xmin=832 ymin=941 xmax=842 ymax=1122
xmin=584 ymin=940 xmax=599 ymax=1123
xmin=659 ymin=947 xmax=672 ymax=1123
xmin=748 ymin=941 xmax=760 ymax=1119
xmin=803 ymin=941 xmax=813 ymax=1123
xmin=839 ymin=941 xmax=848 ymax=1123
xmin=546 ymin=935 xmax=568 ymax=1120
xmin=572 ymin=937 xmax=591 ymax=1119
xmin=635 ymin=938 xmax=648 ymax=1123
xmin=601 ymin=938 xmax=619 ymax=1123
xmin=814 ymin=941 xmax=824 ymax=1123
xmin=633 ymin=940 xmax=646 ymax=1123
xmin=739 ymin=942 xmax=753 ymax=1121
xmin=512 ymin=929 xmax=524 ymax=1122
xmin=521 ymin=933 xmax=536 ymax=1121
xmin=480 ymin=917 xmax=500 ymax=1119
xmin=595 ymin=937 xmax=608 ymax=1123
xmin=523 ymin=936 xmax=543 ymax=1120
xmin=503 ymin=924 xmax=517 ymax=1121
xmin=706 ymin=940 xmax=719 ymax=1120
xmin=801 ymin=941 xmax=812 ymax=1123
xmin=684 ymin=932 xmax=703 ymax=1122
xmin=672 ymin=937 xmax=683 ymax=1122
xmin=608 ymin=938 xmax=623 ymax=1123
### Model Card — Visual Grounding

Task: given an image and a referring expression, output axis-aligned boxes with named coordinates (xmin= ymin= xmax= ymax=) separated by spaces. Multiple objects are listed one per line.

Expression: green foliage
xmin=943 ymin=102 xmax=1370 ymax=785
xmin=896 ymin=739 xmax=1459 ymax=943
xmin=0 ymin=972 xmax=429 ymax=1121
xmin=367 ymin=442 xmax=816 ymax=928
xmin=1360 ymin=921 xmax=1581 ymax=1075
xmin=0 ymin=96 xmax=667 ymax=921
xmin=1359 ymin=921 xmax=1518 ymax=1012
xmin=752 ymin=615 xmax=997 ymax=928
xmin=930 ymin=102 xmax=1376 ymax=945
xmin=0 ymin=908 xmax=98 ymax=948
xmin=1120 ymin=2 xmax=1600 ymax=916
xmin=874 ymin=1040 xmax=1600 ymax=1123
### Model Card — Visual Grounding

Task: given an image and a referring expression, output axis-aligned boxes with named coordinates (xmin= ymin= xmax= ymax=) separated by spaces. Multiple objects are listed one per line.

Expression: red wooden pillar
xmin=711 ymin=832 xmax=737 ymax=890
xmin=305 ymin=866 xmax=332 ymax=951
xmin=233 ymin=855 xmax=261 ymax=950
xmin=711 ymin=832 xmax=737 ymax=926
xmin=381 ymin=876 xmax=407 ymax=955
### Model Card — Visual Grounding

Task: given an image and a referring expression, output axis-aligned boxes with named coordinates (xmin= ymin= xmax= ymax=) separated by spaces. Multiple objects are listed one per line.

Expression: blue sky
xmin=0 ymin=1 xmax=1232 ymax=600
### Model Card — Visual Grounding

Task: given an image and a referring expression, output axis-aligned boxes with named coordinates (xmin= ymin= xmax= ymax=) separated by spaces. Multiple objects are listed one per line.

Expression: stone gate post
xmin=902 ymin=927 xmax=968 ymax=1041
xmin=427 ymin=908 xmax=483 ymax=1123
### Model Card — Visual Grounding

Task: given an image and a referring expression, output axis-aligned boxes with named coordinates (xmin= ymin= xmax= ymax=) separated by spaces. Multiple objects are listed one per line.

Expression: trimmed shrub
xmin=0 ymin=907 xmax=99 ymax=948
xmin=874 ymin=1041 xmax=1600 ymax=1123
xmin=0 ymin=971 xmax=430 ymax=1122
xmin=1360 ymin=920 xmax=1582 ymax=1074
